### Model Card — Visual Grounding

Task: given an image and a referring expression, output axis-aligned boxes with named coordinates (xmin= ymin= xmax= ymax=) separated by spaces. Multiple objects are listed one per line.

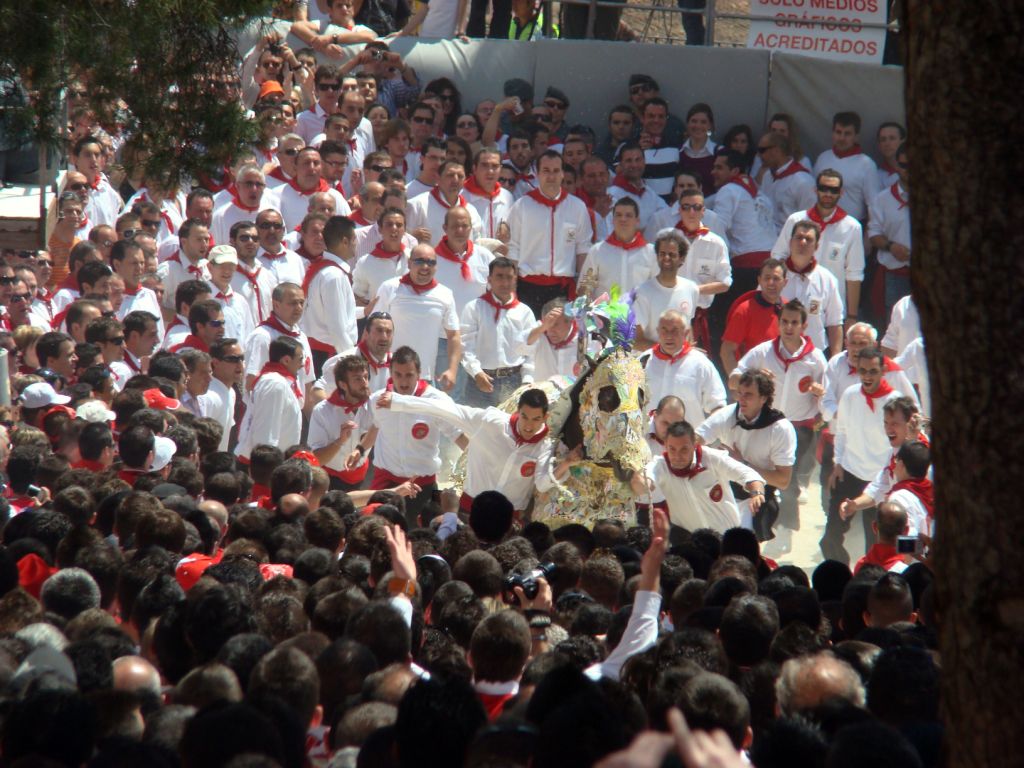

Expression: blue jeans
xmin=464 ymin=367 xmax=524 ymax=409
xmin=435 ymin=337 xmax=467 ymax=403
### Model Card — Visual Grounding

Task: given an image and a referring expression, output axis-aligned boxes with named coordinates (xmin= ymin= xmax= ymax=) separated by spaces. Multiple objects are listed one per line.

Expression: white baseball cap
xmin=150 ymin=436 xmax=177 ymax=473
xmin=20 ymin=382 xmax=71 ymax=409
xmin=208 ymin=244 xmax=238 ymax=266
xmin=75 ymin=399 xmax=116 ymax=424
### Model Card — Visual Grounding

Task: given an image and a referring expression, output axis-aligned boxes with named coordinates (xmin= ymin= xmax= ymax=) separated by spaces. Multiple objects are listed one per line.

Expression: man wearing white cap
xmin=19 ymin=382 xmax=71 ymax=429
xmin=117 ymin=426 xmax=176 ymax=487
xmin=207 ymin=245 xmax=257 ymax=342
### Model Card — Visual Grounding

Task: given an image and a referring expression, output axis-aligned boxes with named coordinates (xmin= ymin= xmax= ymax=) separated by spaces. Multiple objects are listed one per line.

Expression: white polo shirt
xmin=301 ymin=252 xmax=358 ymax=356
xmin=352 ymin=244 xmax=408 ymax=303
xmin=632 ymin=276 xmax=700 ymax=341
xmin=463 ymin=180 xmax=515 ymax=240
xmin=771 ymin=207 xmax=865 ymax=306
xmin=256 ymin=246 xmax=306 ymax=286
xmin=460 ymin=294 xmax=537 ymax=377
xmin=374 ymin=277 xmax=459 ymax=381
xmin=434 ymin=239 xmax=494 ymax=317
xmin=779 ymin=262 xmax=844 ymax=352
xmin=760 ymin=160 xmax=817 ymax=232
xmin=736 ymin=337 xmax=827 ymax=424
xmin=372 ymin=381 xmax=462 ymax=480
xmin=707 ymin=178 xmax=776 ymax=260
xmin=157 ymin=253 xmax=211 ymax=311
xmin=880 ymin=295 xmax=920 ymax=355
xmin=235 ymin=369 xmax=303 ymax=460
xmin=813 ymin=148 xmax=881 ymax=221
xmin=507 ymin=190 xmax=593 ymax=278
xmin=578 ymin=234 xmax=657 ymax=298
xmin=868 ymin=183 xmax=912 ymax=271
xmin=640 ymin=345 xmax=726 ymax=428
xmin=834 ymin=383 xmax=905 ymax=480
xmin=645 ymin=445 xmax=765 ymax=532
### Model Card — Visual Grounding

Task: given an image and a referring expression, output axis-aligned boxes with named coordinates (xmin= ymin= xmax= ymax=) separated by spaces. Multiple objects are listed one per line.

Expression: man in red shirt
xmin=720 ymin=258 xmax=788 ymax=375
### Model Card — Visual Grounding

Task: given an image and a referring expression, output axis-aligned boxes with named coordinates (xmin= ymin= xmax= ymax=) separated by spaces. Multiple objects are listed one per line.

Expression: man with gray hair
xmin=211 ymin=163 xmax=279 ymax=246
xmin=776 ymin=651 xmax=866 ymax=716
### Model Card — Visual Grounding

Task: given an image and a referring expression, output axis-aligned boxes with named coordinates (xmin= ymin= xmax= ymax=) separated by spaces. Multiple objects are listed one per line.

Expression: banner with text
xmin=746 ymin=0 xmax=887 ymax=64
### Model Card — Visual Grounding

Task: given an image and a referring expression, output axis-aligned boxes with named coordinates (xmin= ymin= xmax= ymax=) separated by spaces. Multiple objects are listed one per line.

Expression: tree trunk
xmin=901 ymin=2 xmax=1024 ymax=766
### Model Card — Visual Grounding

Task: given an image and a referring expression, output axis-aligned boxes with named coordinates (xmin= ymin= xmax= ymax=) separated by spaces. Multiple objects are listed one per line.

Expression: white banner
xmin=746 ymin=0 xmax=887 ymax=64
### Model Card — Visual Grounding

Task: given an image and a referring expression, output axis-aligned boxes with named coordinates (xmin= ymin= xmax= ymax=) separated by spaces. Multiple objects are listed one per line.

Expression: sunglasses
xmin=206 ymin=319 xmax=227 ymax=328
xmin=411 ymin=116 xmax=433 ymax=124
xmin=367 ymin=311 xmax=393 ymax=321
xmin=410 ymin=258 xmax=436 ymax=266
xmin=68 ymin=182 xmax=90 ymax=192
xmin=817 ymin=185 xmax=842 ymax=194
xmin=218 ymin=354 xmax=245 ymax=363
xmin=38 ymin=260 xmax=54 ymax=268
xmin=456 ymin=120 xmax=477 ymax=128
xmin=141 ymin=219 xmax=161 ymax=228
xmin=369 ymin=164 xmax=390 ymax=172
xmin=10 ymin=293 xmax=31 ymax=303
xmin=317 ymin=82 xmax=342 ymax=91
xmin=236 ymin=234 xmax=259 ymax=243
xmin=499 ymin=177 xmax=516 ymax=186
xmin=0 ymin=276 xmax=16 ymax=285
xmin=281 ymin=148 xmax=300 ymax=156
xmin=630 ymin=83 xmax=654 ymax=95
xmin=258 ymin=221 xmax=285 ymax=230
xmin=121 ymin=228 xmax=139 ymax=239
xmin=679 ymin=203 xmax=704 ymax=211
xmin=543 ymin=100 xmax=566 ymax=110
xmin=105 ymin=335 xmax=125 ymax=345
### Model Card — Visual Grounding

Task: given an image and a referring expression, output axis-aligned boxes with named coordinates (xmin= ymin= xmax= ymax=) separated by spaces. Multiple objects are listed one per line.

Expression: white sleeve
xmin=770 ymin=217 xmax=794 ymax=260
xmin=244 ymin=332 xmax=271 ymax=379
xmin=442 ymin=294 xmax=460 ymax=332
xmin=587 ymin=590 xmax=662 ymax=682
xmin=771 ymin=422 xmax=798 ymax=468
xmin=833 ymin=392 xmax=849 ymax=468
xmin=867 ymin=190 xmax=887 ymax=239
xmin=460 ymin=302 xmax=484 ymax=378
xmin=711 ymin=188 xmax=737 ymax=232
xmin=823 ymin=279 xmax=844 ymax=328
xmin=575 ymin=206 xmax=595 ymax=255
xmin=845 ymin=227 xmax=865 ymax=283
xmin=712 ymin=448 xmax=766 ymax=488
xmin=735 ymin=346 xmax=763 ymax=374
xmin=351 ymin=256 xmax=371 ymax=301
xmin=821 ymin=360 xmax=843 ymax=423
xmin=323 ymin=271 xmax=359 ymax=352
xmin=306 ymin=404 xmax=334 ymax=451
xmin=389 ymin=391 xmax=483 ymax=435
xmin=506 ymin=201 xmax=523 ymax=263
xmin=880 ymin=300 xmax=905 ymax=350
xmin=700 ymin=360 xmax=728 ymax=415
xmin=249 ymin=382 xmax=288 ymax=447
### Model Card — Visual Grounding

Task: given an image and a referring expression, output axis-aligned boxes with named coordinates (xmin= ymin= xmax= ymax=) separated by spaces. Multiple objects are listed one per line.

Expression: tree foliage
xmin=0 ymin=0 xmax=278 ymax=183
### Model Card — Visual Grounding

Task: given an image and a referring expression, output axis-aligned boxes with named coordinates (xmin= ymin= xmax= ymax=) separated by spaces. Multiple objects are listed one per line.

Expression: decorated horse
xmin=459 ymin=289 xmax=652 ymax=529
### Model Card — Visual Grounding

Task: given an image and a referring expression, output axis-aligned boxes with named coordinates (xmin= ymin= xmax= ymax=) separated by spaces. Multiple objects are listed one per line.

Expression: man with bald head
xmin=113 ymin=655 xmax=163 ymax=709
xmin=374 ymin=244 xmax=462 ymax=390
xmin=211 ymin=164 xmax=278 ymax=246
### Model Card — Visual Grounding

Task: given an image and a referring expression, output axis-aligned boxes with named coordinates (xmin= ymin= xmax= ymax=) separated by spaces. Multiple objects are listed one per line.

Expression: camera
xmin=268 ymin=42 xmax=283 ymax=55
xmin=504 ymin=562 xmax=556 ymax=604
xmin=371 ymin=49 xmax=385 ymax=61
xmin=896 ymin=535 xmax=921 ymax=555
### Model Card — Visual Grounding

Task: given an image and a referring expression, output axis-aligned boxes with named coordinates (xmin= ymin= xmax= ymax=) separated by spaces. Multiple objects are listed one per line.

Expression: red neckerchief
xmin=664 ymin=445 xmax=705 ymax=479
xmin=516 ymin=169 xmax=536 ymax=184
xmin=267 ymin=166 xmax=290 ymax=183
xmin=651 ymin=343 xmax=692 ymax=363
xmin=785 ymin=256 xmax=817 ymax=276
xmin=772 ymin=335 xmax=815 ymax=371
xmin=51 ymin=306 xmax=70 ymax=330
xmin=509 ymin=413 xmax=548 ymax=446
xmin=89 ymin=175 xmax=101 ymax=191
xmin=123 ymin=350 xmax=142 ymax=373
xmin=891 ymin=183 xmax=909 ymax=209
xmin=770 ymin=159 xmax=809 ymax=180
xmin=726 ymin=174 xmax=759 ymax=198
xmin=551 ymin=324 xmax=578 ymax=350
xmin=236 ymin=263 xmax=265 ymax=319
xmin=215 ymin=287 xmax=234 ymax=301
xmin=605 ymin=231 xmax=647 ymax=250
xmin=430 ymin=187 xmax=467 ymax=210
xmin=170 ymin=334 xmax=210 ymax=353
xmin=806 ymin=205 xmax=848 ymax=234
xmin=287 ymin=175 xmax=330 ymax=195
xmin=357 ymin=340 xmax=391 ymax=373
xmin=370 ymin=241 xmax=404 ymax=259
xmin=649 ymin=432 xmax=664 ymax=446
xmin=527 ymin=188 xmax=568 ymax=209
xmin=301 ymin=256 xmax=343 ymax=296
xmin=879 ymin=159 xmax=899 ymax=175
xmin=332 ymin=180 xmax=347 ymax=198
xmin=385 ymin=378 xmax=429 ymax=396
xmin=168 ymin=251 xmax=206 ymax=279
xmin=255 ymin=361 xmax=302 ymax=400
xmin=166 ymin=314 xmax=187 ymax=334
xmin=261 ymin=245 xmax=287 ymax=261
xmin=464 ymin=176 xmax=500 ymax=199
xmin=436 ymin=237 xmax=475 ymax=281
xmin=862 ymin=379 xmax=893 ymax=411
xmin=327 ymin=389 xmax=365 ymax=413
xmin=351 ymin=209 xmax=371 ymax=226
xmin=73 ymin=458 xmax=107 ymax=472
xmin=678 ymin=221 xmax=710 ymax=239
xmin=479 ymin=292 xmax=520 ymax=321
xmin=611 ymin=174 xmax=645 ymax=196
xmin=891 ymin=477 xmax=935 ymax=517
xmin=296 ymin=244 xmax=322 ymax=263
xmin=229 ymin=185 xmax=260 ymax=212
xmin=848 ymin=355 xmax=902 ymax=376
xmin=260 ymin=313 xmax=300 ymax=338
xmin=399 ymin=273 xmax=437 ymax=295
xmin=832 ymin=143 xmax=863 ymax=159
xmin=123 ymin=283 xmax=142 ymax=296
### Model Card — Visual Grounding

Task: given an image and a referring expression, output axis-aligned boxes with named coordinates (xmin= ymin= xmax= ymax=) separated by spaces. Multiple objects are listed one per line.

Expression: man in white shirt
xmin=823 ymin=346 xmax=906 ymax=565
xmin=376 ymin=386 xmax=555 ymax=514
xmin=519 ymin=299 xmax=582 ymax=384
xmin=577 ymin=197 xmax=656 ymax=300
xmin=632 ymin=420 xmax=766 ymax=535
xmin=779 ymin=220 xmax=844 ymax=356
xmin=161 ymin=280 xmax=211 ymax=351
xmin=265 ymin=134 xmax=305 ymax=189
xmin=507 ymin=150 xmax=593 ymax=316
xmin=70 ymin=136 xmax=123 ymax=227
xmin=112 ymin=240 xmax=165 ymax=340
xmin=607 ymin=143 xmax=668 ymax=229
xmin=771 ymin=169 xmax=865 ymax=318
xmin=639 ymin=310 xmax=726 ymax=429
xmin=368 ymin=346 xmax=464 ymax=527
xmin=404 ymin=137 xmax=446 ymax=201
xmin=210 ymin=165 xmax=279 ymax=246
xmin=709 ymin=150 xmax=776 ymax=289
xmin=352 ymin=207 xmax=410 ymax=305
xmin=168 ymin=299 xmax=225 ymax=355
xmin=461 ymin=257 xmax=537 ymax=408
xmin=278 ymin=148 xmax=351 ymax=231
xmin=121 ymin=310 xmax=160 ymax=377
xmin=209 ymin=337 xmax=245 ymax=452
xmin=644 ymin=171 xmax=727 ymax=244
xmin=301 ymin=215 xmax=359 ymax=374
xmin=309 ymin=354 xmax=377 ymax=491
xmin=813 ymin=111 xmax=881 ymax=223
xmin=229 ymin=220 xmax=275 ymax=324
xmin=206 ymin=245 xmax=257 ymax=343
xmin=868 ymin=142 xmax=912 ymax=319
xmin=178 ymin=350 xmax=216 ymax=419
xmin=244 ymin=282 xmax=315 ymax=397
xmin=157 ymin=219 xmax=211 ymax=321
xmin=406 ymin=160 xmax=483 ymax=247
xmin=312 ymin=310 xmax=394 ymax=405
xmin=236 ymin=336 xmax=306 ymax=463
xmin=463 ymin=147 xmax=514 ymax=242
xmin=732 ymin=299 xmax=828 ymax=543
xmin=296 ymin=65 xmax=342 ymax=144
xmin=880 ymin=294 xmax=920 ymax=357
xmin=632 ymin=230 xmax=700 ymax=347
xmin=756 ymin=132 xmax=816 ymax=232
xmin=374 ymin=244 xmax=462 ymax=389
xmin=697 ymin=370 xmax=797 ymax=539
xmin=255 ymin=209 xmax=306 ymax=285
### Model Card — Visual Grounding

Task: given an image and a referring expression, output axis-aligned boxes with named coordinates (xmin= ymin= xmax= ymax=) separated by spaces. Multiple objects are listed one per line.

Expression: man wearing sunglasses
xmin=85 ymin=316 xmax=130 ymax=391
xmin=3 ymin=276 xmax=32 ymax=332
xmin=229 ymin=221 xmax=273 ymax=324
xmin=169 ymin=299 xmax=226 ymax=355
xmin=266 ymin=134 xmax=306 ymax=189
xmin=772 ymin=169 xmax=865 ymax=324
xmin=626 ymin=75 xmax=685 ymax=146
xmin=757 ymin=132 xmax=817 ymax=232
xmin=209 ymin=336 xmax=245 ymax=451
xmin=296 ymin=64 xmax=343 ymax=144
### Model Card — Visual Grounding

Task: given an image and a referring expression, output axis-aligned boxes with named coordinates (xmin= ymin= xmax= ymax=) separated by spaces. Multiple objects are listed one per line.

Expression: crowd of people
xmin=0 ymin=27 xmax=939 ymax=768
